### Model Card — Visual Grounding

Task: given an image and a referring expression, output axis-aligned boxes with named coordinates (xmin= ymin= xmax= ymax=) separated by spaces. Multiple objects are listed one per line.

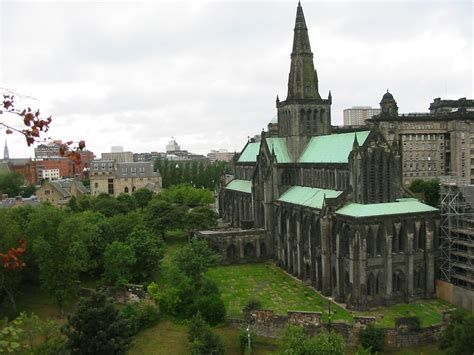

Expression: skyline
xmin=1 ymin=0 xmax=472 ymax=158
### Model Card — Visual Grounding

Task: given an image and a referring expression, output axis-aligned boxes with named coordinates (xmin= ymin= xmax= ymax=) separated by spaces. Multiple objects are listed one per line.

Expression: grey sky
xmin=1 ymin=0 xmax=472 ymax=158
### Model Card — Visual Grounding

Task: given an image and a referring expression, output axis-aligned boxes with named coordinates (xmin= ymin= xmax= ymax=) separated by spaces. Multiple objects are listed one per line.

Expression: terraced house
xmin=217 ymin=3 xmax=439 ymax=310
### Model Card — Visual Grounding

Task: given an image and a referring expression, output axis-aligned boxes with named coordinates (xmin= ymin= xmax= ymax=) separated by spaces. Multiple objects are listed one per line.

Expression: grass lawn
xmin=206 ymin=262 xmax=353 ymax=323
xmin=353 ymin=298 xmax=455 ymax=328
xmin=130 ymin=319 xmax=280 ymax=355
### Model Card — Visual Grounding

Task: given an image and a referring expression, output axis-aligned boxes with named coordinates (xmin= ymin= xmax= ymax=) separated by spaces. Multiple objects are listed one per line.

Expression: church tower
xmin=277 ymin=2 xmax=332 ymax=158
xmin=3 ymin=139 xmax=9 ymax=161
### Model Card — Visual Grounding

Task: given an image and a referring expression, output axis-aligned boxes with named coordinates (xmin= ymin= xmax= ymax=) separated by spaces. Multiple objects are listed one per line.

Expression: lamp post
xmin=246 ymin=325 xmax=251 ymax=355
xmin=328 ymin=297 xmax=332 ymax=333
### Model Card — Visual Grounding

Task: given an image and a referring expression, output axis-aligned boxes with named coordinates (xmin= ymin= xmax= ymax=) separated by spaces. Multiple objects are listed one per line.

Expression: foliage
xmin=186 ymin=206 xmax=218 ymax=230
xmin=281 ymin=325 xmax=345 ymax=355
xmin=173 ymin=239 xmax=221 ymax=283
xmin=145 ymin=199 xmax=186 ymax=238
xmin=0 ymin=315 xmax=25 ymax=353
xmin=187 ymin=313 xmax=225 ymax=355
xmin=154 ymin=158 xmax=229 ymax=189
xmin=126 ymin=225 xmax=165 ymax=282
xmin=132 ymin=188 xmax=154 ymax=209
xmin=62 ymin=291 xmax=133 ymax=354
xmin=121 ymin=301 xmax=160 ymax=335
xmin=0 ymin=172 xmax=35 ymax=198
xmin=359 ymin=325 xmax=384 ymax=353
xmin=243 ymin=297 xmax=262 ymax=313
xmin=90 ymin=193 xmax=125 ymax=217
xmin=0 ymin=239 xmax=26 ymax=316
xmin=103 ymin=241 xmax=136 ymax=286
xmin=18 ymin=312 xmax=66 ymax=354
xmin=354 ymin=344 xmax=373 ymax=355
xmin=409 ymin=179 xmax=440 ymax=207
xmin=439 ymin=309 xmax=474 ymax=355
xmin=159 ymin=184 xmax=214 ymax=207
xmin=193 ymin=294 xmax=226 ymax=326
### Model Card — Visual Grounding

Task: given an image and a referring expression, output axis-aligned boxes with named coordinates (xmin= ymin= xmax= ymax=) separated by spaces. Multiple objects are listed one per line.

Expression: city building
xmin=133 ymin=152 xmax=165 ymax=162
xmin=207 ymin=149 xmax=235 ymax=162
xmin=343 ymin=106 xmax=381 ymax=126
xmin=101 ymin=151 xmax=134 ymax=163
xmin=89 ymin=160 xmax=162 ymax=196
xmin=36 ymin=178 xmax=89 ymax=206
xmin=41 ymin=168 xmax=60 ymax=180
xmin=166 ymin=138 xmax=180 ymax=153
xmin=209 ymin=3 xmax=438 ymax=310
xmin=34 ymin=141 xmax=62 ymax=159
xmin=0 ymin=193 xmax=38 ymax=208
xmin=368 ymin=95 xmax=474 ymax=186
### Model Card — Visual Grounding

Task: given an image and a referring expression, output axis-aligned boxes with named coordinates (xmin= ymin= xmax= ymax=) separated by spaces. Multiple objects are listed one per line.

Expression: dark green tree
xmin=91 ymin=193 xmax=123 ymax=217
xmin=188 ymin=313 xmax=224 ymax=355
xmin=440 ymin=310 xmax=474 ymax=355
xmin=116 ymin=193 xmax=137 ymax=214
xmin=144 ymin=199 xmax=186 ymax=238
xmin=359 ymin=325 xmax=384 ymax=354
xmin=103 ymin=241 xmax=136 ymax=286
xmin=132 ymin=188 xmax=154 ymax=209
xmin=409 ymin=179 xmax=440 ymax=207
xmin=186 ymin=206 xmax=218 ymax=231
xmin=62 ymin=291 xmax=133 ymax=354
xmin=0 ymin=172 xmax=35 ymax=198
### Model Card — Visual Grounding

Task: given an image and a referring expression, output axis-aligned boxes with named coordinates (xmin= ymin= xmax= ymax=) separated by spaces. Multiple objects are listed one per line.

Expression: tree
xmin=440 ymin=309 xmax=474 ymax=355
xmin=91 ymin=193 xmax=123 ymax=217
xmin=159 ymin=184 xmax=214 ymax=207
xmin=126 ymin=225 xmax=165 ymax=282
xmin=172 ymin=239 xmax=221 ymax=283
xmin=0 ymin=239 xmax=26 ymax=315
xmin=144 ymin=199 xmax=186 ymax=238
xmin=359 ymin=325 xmax=384 ymax=354
xmin=188 ymin=313 xmax=224 ymax=355
xmin=0 ymin=172 xmax=35 ymax=197
xmin=103 ymin=241 xmax=136 ymax=286
xmin=186 ymin=206 xmax=218 ymax=231
xmin=132 ymin=188 xmax=154 ymax=209
xmin=281 ymin=325 xmax=345 ymax=355
xmin=409 ymin=179 xmax=440 ymax=207
xmin=116 ymin=193 xmax=137 ymax=214
xmin=62 ymin=291 xmax=133 ymax=354
xmin=193 ymin=294 xmax=226 ymax=326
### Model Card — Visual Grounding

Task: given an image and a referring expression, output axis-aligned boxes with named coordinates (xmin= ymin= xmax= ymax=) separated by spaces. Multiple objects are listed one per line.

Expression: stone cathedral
xmin=206 ymin=3 xmax=439 ymax=310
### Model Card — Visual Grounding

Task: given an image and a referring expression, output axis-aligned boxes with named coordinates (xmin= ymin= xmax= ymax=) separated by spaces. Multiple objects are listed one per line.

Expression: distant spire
xmin=353 ymin=132 xmax=359 ymax=148
xmin=286 ymin=2 xmax=321 ymax=100
xmin=3 ymin=138 xmax=9 ymax=161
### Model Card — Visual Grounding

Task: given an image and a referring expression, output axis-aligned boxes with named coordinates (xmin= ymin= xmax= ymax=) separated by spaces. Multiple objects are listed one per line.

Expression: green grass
xmin=206 ymin=262 xmax=353 ymax=323
xmin=353 ymin=298 xmax=455 ymax=328
xmin=130 ymin=319 xmax=280 ymax=355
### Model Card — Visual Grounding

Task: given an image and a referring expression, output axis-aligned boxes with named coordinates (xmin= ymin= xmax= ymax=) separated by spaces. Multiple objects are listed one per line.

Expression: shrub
xmin=239 ymin=326 xmax=256 ymax=354
xmin=188 ymin=313 xmax=224 ymax=355
xmin=194 ymin=294 xmax=226 ymax=326
xmin=243 ymin=297 xmax=262 ymax=313
xmin=121 ymin=301 xmax=160 ymax=334
xmin=359 ymin=325 xmax=384 ymax=353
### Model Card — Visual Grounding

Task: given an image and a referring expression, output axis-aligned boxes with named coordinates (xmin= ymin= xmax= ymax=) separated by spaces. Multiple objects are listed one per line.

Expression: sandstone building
xmin=368 ymin=95 xmax=474 ymax=186
xmin=89 ymin=160 xmax=161 ymax=196
xmin=213 ymin=3 xmax=439 ymax=310
xmin=343 ymin=106 xmax=381 ymax=126
xmin=36 ymin=178 xmax=89 ymax=206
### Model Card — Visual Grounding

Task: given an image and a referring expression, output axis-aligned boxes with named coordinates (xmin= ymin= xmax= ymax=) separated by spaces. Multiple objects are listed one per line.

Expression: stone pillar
xmin=296 ymin=219 xmax=302 ymax=278
xmin=426 ymin=229 xmax=435 ymax=295
xmin=286 ymin=217 xmax=291 ymax=271
xmin=256 ymin=238 xmax=261 ymax=257
xmin=358 ymin=231 xmax=367 ymax=306
xmin=321 ymin=217 xmax=331 ymax=295
xmin=407 ymin=232 xmax=414 ymax=297
xmin=385 ymin=234 xmax=393 ymax=299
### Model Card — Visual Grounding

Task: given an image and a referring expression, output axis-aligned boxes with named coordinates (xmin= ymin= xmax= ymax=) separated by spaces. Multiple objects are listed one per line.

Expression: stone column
xmin=239 ymin=239 xmax=244 ymax=259
xmin=286 ymin=217 xmax=291 ymax=271
xmin=296 ymin=218 xmax=302 ymax=278
xmin=358 ymin=231 xmax=367 ymax=306
xmin=407 ymin=232 xmax=414 ymax=297
xmin=425 ymin=229 xmax=435 ymax=295
xmin=256 ymin=237 xmax=261 ymax=258
xmin=321 ymin=217 xmax=331 ymax=295
xmin=385 ymin=234 xmax=393 ymax=299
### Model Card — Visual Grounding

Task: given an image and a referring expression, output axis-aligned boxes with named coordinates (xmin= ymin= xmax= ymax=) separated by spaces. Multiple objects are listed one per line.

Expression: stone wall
xmin=229 ymin=309 xmax=453 ymax=349
xmin=436 ymin=279 xmax=474 ymax=312
xmin=79 ymin=284 xmax=148 ymax=304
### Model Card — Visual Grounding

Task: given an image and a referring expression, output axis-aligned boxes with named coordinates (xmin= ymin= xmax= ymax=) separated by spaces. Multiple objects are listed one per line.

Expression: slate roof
xmin=277 ymin=186 xmax=343 ymax=209
xmin=298 ymin=131 xmax=370 ymax=163
xmin=336 ymin=200 xmax=438 ymax=218
xmin=48 ymin=179 xmax=90 ymax=198
xmin=237 ymin=142 xmax=261 ymax=163
xmin=266 ymin=138 xmax=292 ymax=163
xmin=225 ymin=179 xmax=252 ymax=194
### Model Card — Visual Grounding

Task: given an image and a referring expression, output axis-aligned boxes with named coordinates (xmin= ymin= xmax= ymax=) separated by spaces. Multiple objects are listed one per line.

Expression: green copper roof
xmin=237 ymin=142 xmax=261 ymax=163
xmin=225 ymin=179 xmax=252 ymax=194
xmin=298 ymin=131 xmax=371 ymax=163
xmin=266 ymin=138 xmax=293 ymax=163
xmin=336 ymin=201 xmax=438 ymax=218
xmin=278 ymin=186 xmax=343 ymax=209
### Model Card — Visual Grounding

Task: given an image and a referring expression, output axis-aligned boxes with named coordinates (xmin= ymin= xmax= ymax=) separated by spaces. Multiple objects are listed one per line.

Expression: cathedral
xmin=214 ymin=2 xmax=439 ymax=310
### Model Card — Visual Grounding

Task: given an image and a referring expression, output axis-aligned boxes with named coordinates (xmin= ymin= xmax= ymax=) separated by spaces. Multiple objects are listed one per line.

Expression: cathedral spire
xmin=287 ymin=2 xmax=321 ymax=100
xmin=3 ymin=138 xmax=9 ymax=161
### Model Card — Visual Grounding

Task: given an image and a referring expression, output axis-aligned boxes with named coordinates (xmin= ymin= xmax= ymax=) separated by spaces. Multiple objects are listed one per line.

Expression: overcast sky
xmin=1 ymin=0 xmax=472 ymax=159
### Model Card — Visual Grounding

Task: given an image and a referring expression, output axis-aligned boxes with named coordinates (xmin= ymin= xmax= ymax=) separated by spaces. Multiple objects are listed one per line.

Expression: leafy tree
xmin=116 ymin=193 xmax=137 ymax=213
xmin=126 ymin=225 xmax=165 ymax=282
xmin=121 ymin=301 xmax=160 ymax=334
xmin=188 ymin=313 xmax=225 ymax=355
xmin=409 ymin=179 xmax=440 ymax=207
xmin=91 ymin=193 xmax=123 ymax=217
xmin=100 ymin=211 xmax=145 ymax=244
xmin=193 ymin=294 xmax=226 ymax=326
xmin=144 ymin=199 xmax=186 ymax=238
xmin=0 ymin=171 xmax=35 ymax=197
xmin=359 ymin=325 xmax=384 ymax=354
xmin=62 ymin=291 xmax=133 ymax=354
xmin=159 ymin=184 xmax=214 ymax=207
xmin=132 ymin=188 xmax=154 ymax=209
xmin=243 ymin=297 xmax=262 ymax=313
xmin=186 ymin=206 xmax=218 ymax=231
xmin=280 ymin=324 xmax=307 ymax=354
xmin=0 ymin=314 xmax=25 ymax=353
xmin=103 ymin=241 xmax=136 ymax=286
xmin=306 ymin=331 xmax=345 ymax=355
xmin=173 ymin=239 xmax=221 ymax=283
xmin=19 ymin=312 xmax=66 ymax=354
xmin=440 ymin=309 xmax=474 ymax=355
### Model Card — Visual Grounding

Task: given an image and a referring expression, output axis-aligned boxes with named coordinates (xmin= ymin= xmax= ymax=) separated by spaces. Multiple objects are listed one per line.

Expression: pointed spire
xmin=287 ymin=2 xmax=321 ymax=100
xmin=3 ymin=138 xmax=9 ymax=161
xmin=353 ymin=132 xmax=359 ymax=148
xmin=276 ymin=95 xmax=280 ymax=103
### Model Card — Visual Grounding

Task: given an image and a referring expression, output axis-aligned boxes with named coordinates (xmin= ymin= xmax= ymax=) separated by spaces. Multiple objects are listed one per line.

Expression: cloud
xmin=1 ymin=0 xmax=472 ymax=158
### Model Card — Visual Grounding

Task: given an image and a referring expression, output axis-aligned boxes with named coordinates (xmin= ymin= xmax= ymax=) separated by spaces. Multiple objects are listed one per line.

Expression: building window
xmin=124 ymin=186 xmax=129 ymax=193
xmin=94 ymin=182 xmax=98 ymax=188
xmin=108 ymin=162 xmax=113 ymax=169
xmin=139 ymin=167 xmax=145 ymax=174
xmin=101 ymin=163 xmax=106 ymax=169
xmin=108 ymin=179 xmax=114 ymax=195
xmin=131 ymin=168 xmax=137 ymax=175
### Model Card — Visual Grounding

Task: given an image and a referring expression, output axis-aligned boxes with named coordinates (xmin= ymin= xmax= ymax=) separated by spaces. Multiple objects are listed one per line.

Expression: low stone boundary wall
xmin=229 ymin=309 xmax=454 ymax=349
xmin=79 ymin=283 xmax=148 ymax=304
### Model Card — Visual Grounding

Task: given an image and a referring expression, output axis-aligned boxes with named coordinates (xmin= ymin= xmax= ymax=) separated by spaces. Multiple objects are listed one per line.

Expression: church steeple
xmin=3 ymin=139 xmax=9 ymax=161
xmin=287 ymin=2 xmax=321 ymax=100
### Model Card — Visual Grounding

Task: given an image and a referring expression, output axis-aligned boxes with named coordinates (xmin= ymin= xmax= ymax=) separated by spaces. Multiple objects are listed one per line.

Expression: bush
xmin=243 ymin=297 xmax=262 ymax=313
xmin=188 ymin=313 xmax=224 ymax=355
xmin=359 ymin=325 xmax=384 ymax=353
xmin=194 ymin=294 xmax=226 ymax=326
xmin=440 ymin=309 xmax=474 ymax=355
xmin=121 ymin=301 xmax=160 ymax=334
